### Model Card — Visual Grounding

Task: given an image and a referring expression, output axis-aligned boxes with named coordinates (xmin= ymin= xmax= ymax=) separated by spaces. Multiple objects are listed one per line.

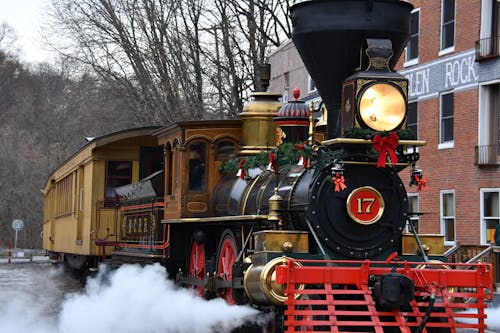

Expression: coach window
xmin=165 ymin=144 xmax=174 ymax=195
xmin=188 ymin=142 xmax=207 ymax=191
xmin=105 ymin=161 xmax=132 ymax=203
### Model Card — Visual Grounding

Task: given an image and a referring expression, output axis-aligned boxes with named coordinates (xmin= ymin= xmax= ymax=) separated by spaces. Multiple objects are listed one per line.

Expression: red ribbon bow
xmin=372 ymin=132 xmax=399 ymax=168
xmin=269 ymin=152 xmax=278 ymax=173
xmin=415 ymin=175 xmax=428 ymax=191
xmin=237 ymin=159 xmax=246 ymax=179
xmin=332 ymin=174 xmax=347 ymax=192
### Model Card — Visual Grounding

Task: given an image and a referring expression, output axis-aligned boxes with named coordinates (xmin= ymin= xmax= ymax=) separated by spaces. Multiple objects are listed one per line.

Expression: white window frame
xmin=438 ymin=91 xmax=454 ymax=149
xmin=440 ymin=190 xmax=456 ymax=245
xmin=439 ymin=0 xmax=456 ymax=55
xmin=480 ymin=188 xmax=500 ymax=245
xmin=406 ymin=193 xmax=420 ymax=233
xmin=478 ymin=80 xmax=500 ymax=146
xmin=404 ymin=8 xmax=420 ymax=67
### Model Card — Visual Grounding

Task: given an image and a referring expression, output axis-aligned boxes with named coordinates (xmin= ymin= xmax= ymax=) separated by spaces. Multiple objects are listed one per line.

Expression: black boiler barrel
xmin=290 ymin=0 xmax=413 ymax=139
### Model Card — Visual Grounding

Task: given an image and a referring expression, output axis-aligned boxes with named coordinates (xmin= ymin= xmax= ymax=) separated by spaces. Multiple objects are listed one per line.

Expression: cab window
xmin=188 ymin=142 xmax=207 ymax=191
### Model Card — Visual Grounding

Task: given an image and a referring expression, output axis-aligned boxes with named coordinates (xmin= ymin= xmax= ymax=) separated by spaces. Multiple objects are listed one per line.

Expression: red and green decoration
xmin=372 ymin=131 xmax=399 ymax=168
xmin=409 ymin=167 xmax=428 ymax=192
xmin=343 ymin=127 xmax=416 ymax=168
xmin=219 ymin=142 xmax=313 ymax=179
xmin=331 ymin=164 xmax=347 ymax=192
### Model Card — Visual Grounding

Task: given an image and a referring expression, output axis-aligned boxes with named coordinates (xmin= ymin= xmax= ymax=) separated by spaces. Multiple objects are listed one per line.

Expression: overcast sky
xmin=0 ymin=0 xmax=53 ymax=63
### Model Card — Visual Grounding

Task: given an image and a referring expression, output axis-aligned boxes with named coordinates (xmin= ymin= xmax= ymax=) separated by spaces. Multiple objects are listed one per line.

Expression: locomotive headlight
xmin=358 ymin=83 xmax=406 ymax=131
xmin=340 ymin=39 xmax=408 ymax=133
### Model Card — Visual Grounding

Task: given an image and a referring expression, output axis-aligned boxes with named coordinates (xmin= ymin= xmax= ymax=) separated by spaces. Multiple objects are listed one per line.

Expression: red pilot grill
xmin=276 ymin=258 xmax=493 ymax=333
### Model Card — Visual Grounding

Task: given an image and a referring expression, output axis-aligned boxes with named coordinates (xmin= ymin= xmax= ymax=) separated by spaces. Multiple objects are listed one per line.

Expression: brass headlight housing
xmin=358 ymin=83 xmax=406 ymax=131
xmin=340 ymin=39 xmax=409 ymax=134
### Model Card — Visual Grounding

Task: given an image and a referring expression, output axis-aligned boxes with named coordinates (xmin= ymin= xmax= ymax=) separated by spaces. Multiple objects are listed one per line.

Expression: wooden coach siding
xmin=42 ymin=128 xmax=161 ymax=258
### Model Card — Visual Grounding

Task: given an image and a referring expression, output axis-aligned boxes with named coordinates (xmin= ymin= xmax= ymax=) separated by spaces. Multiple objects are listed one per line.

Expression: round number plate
xmin=346 ymin=186 xmax=384 ymax=225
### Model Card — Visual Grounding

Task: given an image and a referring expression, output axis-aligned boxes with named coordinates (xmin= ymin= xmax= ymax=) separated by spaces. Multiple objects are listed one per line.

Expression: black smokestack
xmin=290 ymin=0 xmax=413 ymax=139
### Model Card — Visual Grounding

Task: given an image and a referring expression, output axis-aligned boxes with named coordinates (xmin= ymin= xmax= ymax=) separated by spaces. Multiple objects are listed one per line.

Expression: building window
xmin=440 ymin=0 xmax=455 ymax=53
xmin=407 ymin=193 xmax=419 ymax=233
xmin=405 ymin=9 xmax=420 ymax=65
xmin=440 ymin=190 xmax=455 ymax=243
xmin=188 ymin=141 xmax=207 ymax=191
xmin=105 ymin=161 xmax=132 ymax=200
xmin=481 ymin=189 xmax=500 ymax=244
xmin=407 ymin=101 xmax=418 ymax=138
xmin=439 ymin=91 xmax=454 ymax=148
xmin=477 ymin=0 xmax=500 ymax=60
xmin=308 ymin=75 xmax=316 ymax=93
xmin=477 ymin=82 xmax=500 ymax=164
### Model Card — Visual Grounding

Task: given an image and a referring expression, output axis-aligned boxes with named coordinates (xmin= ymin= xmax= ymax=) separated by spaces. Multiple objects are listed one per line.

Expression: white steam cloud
xmin=0 ymin=264 xmax=259 ymax=333
xmin=1 ymin=263 xmax=499 ymax=332
xmin=59 ymin=264 xmax=259 ymax=333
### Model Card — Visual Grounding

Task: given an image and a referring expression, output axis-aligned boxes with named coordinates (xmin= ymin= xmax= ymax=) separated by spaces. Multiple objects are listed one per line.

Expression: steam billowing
xmin=0 ymin=264 xmax=260 ymax=333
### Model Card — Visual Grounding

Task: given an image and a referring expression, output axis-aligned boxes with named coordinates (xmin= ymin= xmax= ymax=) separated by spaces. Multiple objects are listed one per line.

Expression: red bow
xmin=269 ymin=152 xmax=278 ymax=173
xmin=372 ymin=132 xmax=399 ymax=168
xmin=415 ymin=175 xmax=428 ymax=191
xmin=237 ymin=159 xmax=246 ymax=179
xmin=332 ymin=174 xmax=347 ymax=192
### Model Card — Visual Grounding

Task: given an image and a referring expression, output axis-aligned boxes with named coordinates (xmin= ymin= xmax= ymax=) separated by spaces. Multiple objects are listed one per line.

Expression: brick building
xmin=268 ymin=0 xmax=499 ymax=246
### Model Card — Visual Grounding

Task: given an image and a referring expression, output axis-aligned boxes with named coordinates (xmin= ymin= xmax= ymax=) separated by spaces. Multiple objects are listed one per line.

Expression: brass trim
xmin=255 ymin=172 xmax=277 ymax=211
xmin=322 ymin=138 xmax=427 ymax=146
xmin=285 ymin=168 xmax=307 ymax=210
xmin=161 ymin=214 xmax=269 ymax=224
xmin=241 ymin=170 xmax=266 ymax=214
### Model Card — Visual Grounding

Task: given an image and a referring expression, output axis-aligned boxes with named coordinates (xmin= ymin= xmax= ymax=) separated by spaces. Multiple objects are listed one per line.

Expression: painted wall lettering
xmin=399 ymin=50 xmax=479 ymax=100
xmin=445 ymin=56 xmax=478 ymax=88
xmin=406 ymin=68 xmax=430 ymax=97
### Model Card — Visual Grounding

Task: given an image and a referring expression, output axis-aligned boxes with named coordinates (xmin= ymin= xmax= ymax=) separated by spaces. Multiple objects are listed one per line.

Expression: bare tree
xmin=45 ymin=0 xmax=210 ymax=124
xmin=44 ymin=0 xmax=293 ymax=121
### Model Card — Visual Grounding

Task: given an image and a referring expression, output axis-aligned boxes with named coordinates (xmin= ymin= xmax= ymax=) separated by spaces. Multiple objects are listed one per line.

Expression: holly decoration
xmin=219 ymin=142 xmax=314 ymax=176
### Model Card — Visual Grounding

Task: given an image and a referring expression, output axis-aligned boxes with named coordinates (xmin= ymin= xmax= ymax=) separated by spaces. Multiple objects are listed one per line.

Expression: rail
xmin=474 ymin=144 xmax=500 ymax=166
xmin=0 ymin=248 xmax=49 ymax=263
xmin=445 ymin=243 xmax=500 ymax=293
xmin=475 ymin=36 xmax=500 ymax=61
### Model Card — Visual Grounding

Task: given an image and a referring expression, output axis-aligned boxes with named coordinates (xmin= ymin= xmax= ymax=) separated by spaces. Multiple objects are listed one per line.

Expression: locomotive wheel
xmin=216 ymin=230 xmax=238 ymax=304
xmin=188 ymin=238 xmax=206 ymax=297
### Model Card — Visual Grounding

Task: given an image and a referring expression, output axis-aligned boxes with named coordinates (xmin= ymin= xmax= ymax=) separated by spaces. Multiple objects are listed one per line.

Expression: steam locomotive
xmin=43 ymin=0 xmax=493 ymax=332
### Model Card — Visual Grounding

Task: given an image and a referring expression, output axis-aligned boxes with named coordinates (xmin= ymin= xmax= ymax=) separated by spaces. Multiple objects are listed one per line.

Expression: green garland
xmin=219 ymin=142 xmax=313 ymax=175
xmin=343 ymin=127 xmax=417 ymax=140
